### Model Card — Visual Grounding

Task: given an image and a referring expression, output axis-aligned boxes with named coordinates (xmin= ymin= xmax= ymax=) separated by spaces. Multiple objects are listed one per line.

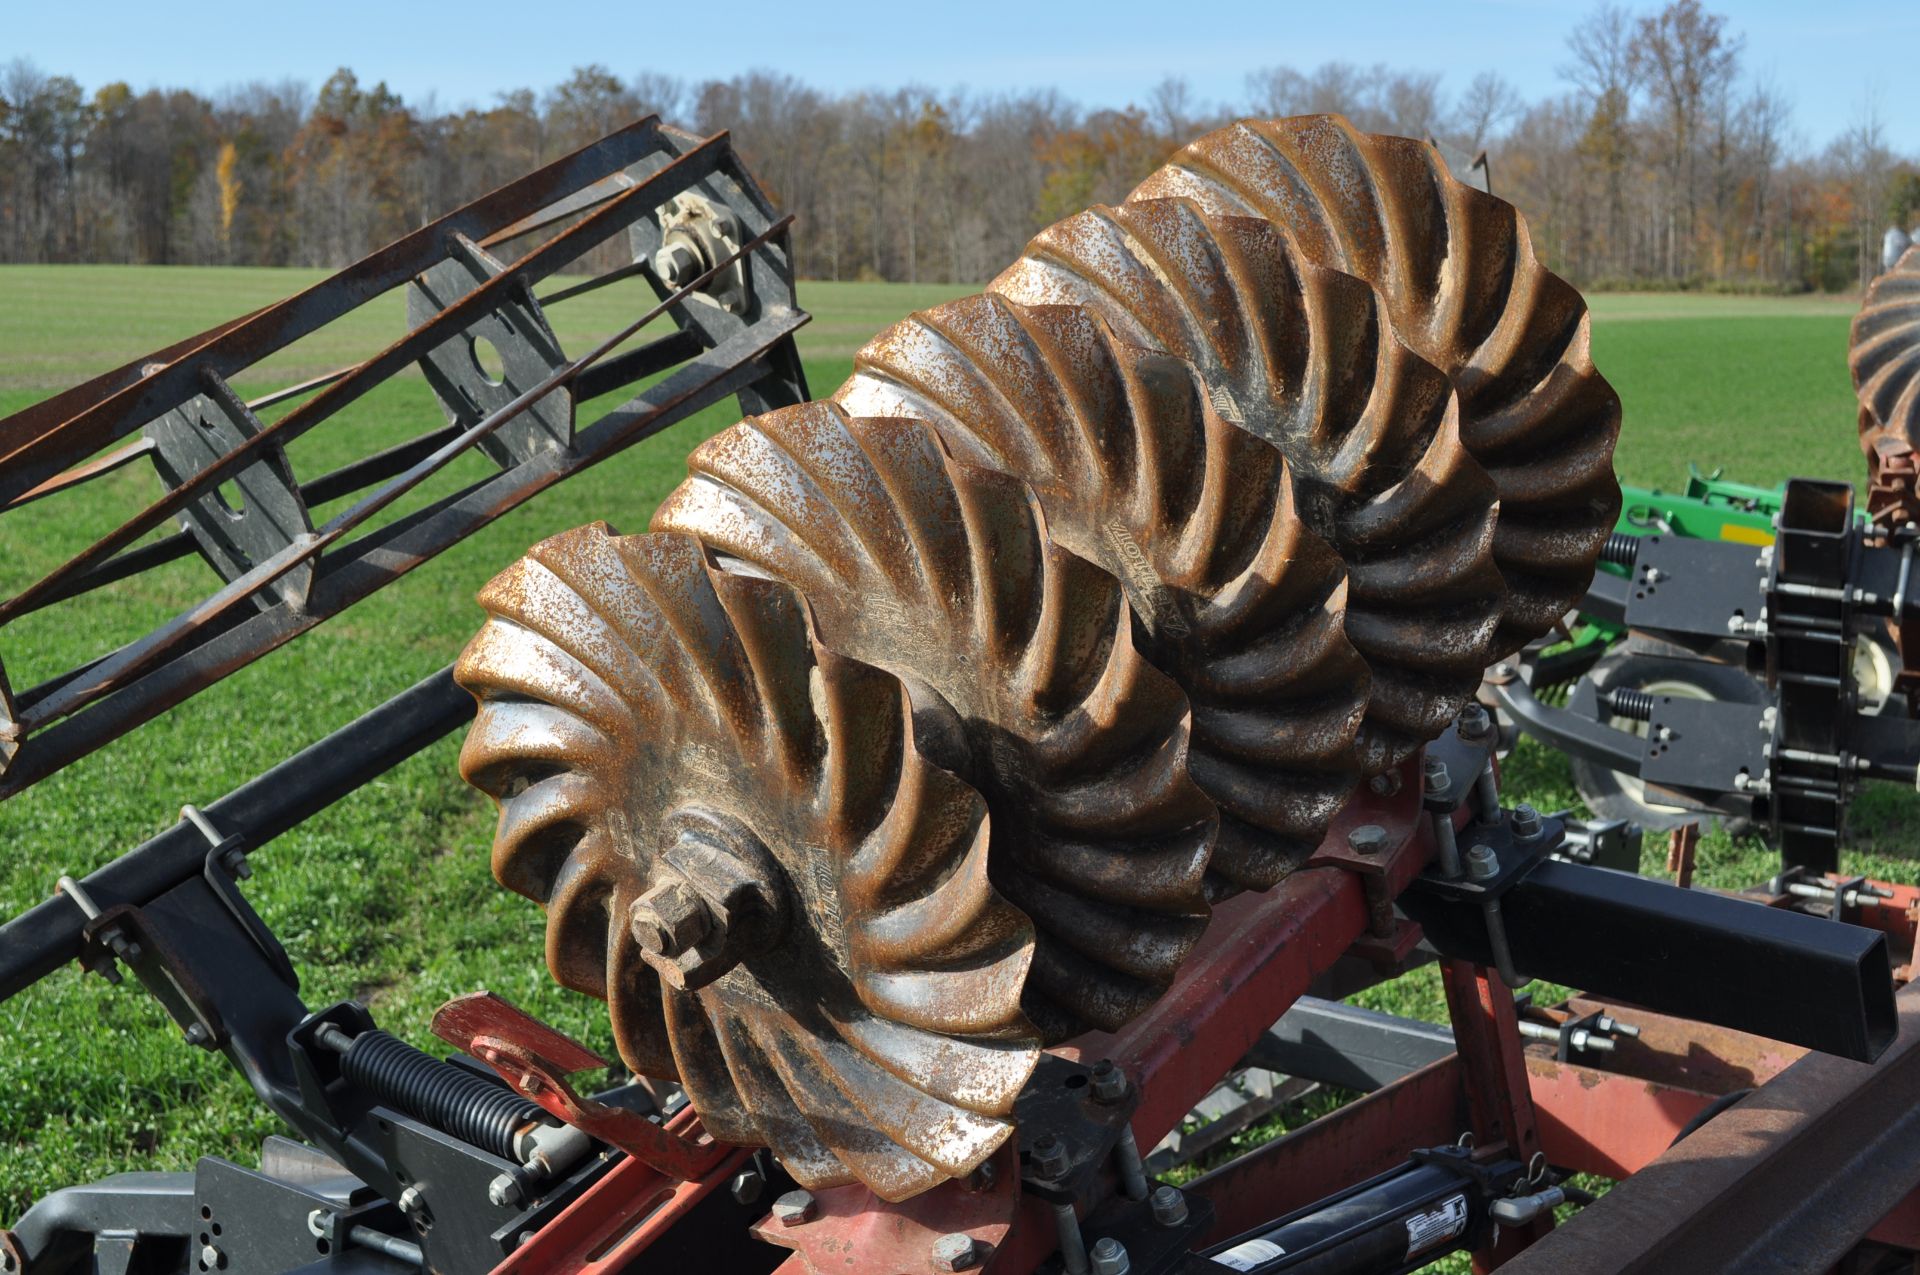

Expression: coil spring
xmin=1600 ymin=532 xmax=1641 ymax=567
xmin=338 ymin=1029 xmax=544 ymax=1161
xmin=1604 ymin=686 xmax=1657 ymax=722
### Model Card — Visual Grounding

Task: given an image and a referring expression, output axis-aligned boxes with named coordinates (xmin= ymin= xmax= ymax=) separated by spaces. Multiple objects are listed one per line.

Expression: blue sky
xmin=8 ymin=0 xmax=1915 ymax=153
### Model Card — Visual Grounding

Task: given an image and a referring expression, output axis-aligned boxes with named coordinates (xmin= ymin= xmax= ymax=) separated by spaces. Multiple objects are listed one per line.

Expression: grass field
xmin=0 ymin=266 xmax=1912 ymax=1233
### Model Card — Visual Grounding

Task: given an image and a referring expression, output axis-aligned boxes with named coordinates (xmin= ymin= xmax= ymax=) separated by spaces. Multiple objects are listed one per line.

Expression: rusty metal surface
xmin=1130 ymin=114 xmax=1623 ymax=649
xmin=652 ymin=404 xmax=1216 ymax=1038
xmin=837 ymin=295 xmax=1368 ymax=887
xmin=750 ymin=1143 xmax=1020 ymax=1275
xmin=988 ymin=199 xmax=1502 ymax=771
xmin=448 ymin=112 xmax=1623 ymax=1212
xmin=1853 ymin=245 xmax=1920 ymax=478
xmin=1504 ymin=978 xmax=1920 ymax=1273
xmin=455 ymin=527 xmax=1039 ymax=1201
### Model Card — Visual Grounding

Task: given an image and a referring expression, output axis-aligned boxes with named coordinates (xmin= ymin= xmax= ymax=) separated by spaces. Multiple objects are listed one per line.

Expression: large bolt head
xmin=929 ymin=1232 xmax=984 ymax=1271
xmin=1423 ymin=757 xmax=1451 ymax=795
xmin=1368 ymin=770 xmax=1402 ymax=797
xmin=1090 ymin=1236 xmax=1131 ymax=1275
xmin=1150 ymin=1184 xmax=1189 ymax=1227
xmin=1465 ymin=844 xmax=1499 ymax=881
xmin=730 ymin=1168 xmax=765 ymax=1205
xmin=1031 ymin=1133 xmax=1071 ymax=1180
xmin=1511 ymin=804 xmax=1543 ymax=840
xmin=1347 ymin=824 xmax=1388 ymax=855
xmin=200 ymin=1245 xmax=222 ymax=1270
xmin=1458 ymin=702 xmax=1493 ymax=740
xmin=771 ymin=1189 xmax=816 ymax=1227
xmin=488 ymin=1173 xmax=524 ymax=1208
xmin=629 ymin=880 xmax=712 ymax=956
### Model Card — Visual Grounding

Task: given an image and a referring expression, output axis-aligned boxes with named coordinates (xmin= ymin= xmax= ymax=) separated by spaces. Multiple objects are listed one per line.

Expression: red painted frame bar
xmin=488 ymin=1108 xmax=749 ymax=1275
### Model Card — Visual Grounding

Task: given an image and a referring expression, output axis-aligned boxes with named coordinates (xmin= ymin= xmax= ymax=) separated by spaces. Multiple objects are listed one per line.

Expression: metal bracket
xmin=144 ymin=372 xmax=314 ymax=609
xmin=408 ymin=234 xmax=574 ymax=469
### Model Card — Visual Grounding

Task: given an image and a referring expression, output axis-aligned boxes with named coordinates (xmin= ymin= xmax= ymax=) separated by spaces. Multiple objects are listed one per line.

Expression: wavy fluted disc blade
xmin=987 ymin=202 xmax=1503 ymax=769
xmin=837 ymin=296 xmax=1368 ymax=881
xmin=1854 ymin=245 xmax=1920 ymax=473
xmin=654 ymin=405 xmax=1216 ymax=1039
xmin=455 ymin=528 xmax=1037 ymax=1201
xmin=1131 ymin=114 xmax=1623 ymax=647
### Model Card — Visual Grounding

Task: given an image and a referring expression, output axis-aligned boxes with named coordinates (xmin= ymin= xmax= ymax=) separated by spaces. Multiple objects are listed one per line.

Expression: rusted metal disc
xmin=836 ymin=296 xmax=1370 ymax=882
xmin=455 ymin=527 xmax=1038 ymax=1201
xmin=1131 ymin=114 xmax=1622 ymax=648
xmin=1853 ymin=245 xmax=1920 ymax=478
xmin=987 ymin=203 xmax=1504 ymax=770
xmin=652 ymin=405 xmax=1217 ymax=1040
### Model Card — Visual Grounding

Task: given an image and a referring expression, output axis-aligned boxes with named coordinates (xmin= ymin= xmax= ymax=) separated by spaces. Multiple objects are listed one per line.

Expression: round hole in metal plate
xmin=472 ymin=335 xmax=508 ymax=387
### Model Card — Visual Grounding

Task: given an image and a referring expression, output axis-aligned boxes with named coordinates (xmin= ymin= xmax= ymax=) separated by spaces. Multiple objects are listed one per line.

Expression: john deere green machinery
xmin=1506 ymin=467 xmax=1901 ymax=837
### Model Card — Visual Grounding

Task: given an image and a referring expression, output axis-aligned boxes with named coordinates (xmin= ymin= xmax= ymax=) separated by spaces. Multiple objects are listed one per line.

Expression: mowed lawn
xmin=0 ymin=266 xmax=1911 ymax=1220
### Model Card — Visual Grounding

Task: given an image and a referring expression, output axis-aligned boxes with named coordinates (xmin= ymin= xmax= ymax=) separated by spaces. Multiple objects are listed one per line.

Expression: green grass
xmin=0 ymin=269 xmax=1911 ymax=1251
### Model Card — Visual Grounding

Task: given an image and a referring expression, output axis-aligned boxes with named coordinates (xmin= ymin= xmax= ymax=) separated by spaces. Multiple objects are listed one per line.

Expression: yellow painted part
xmin=1719 ymin=523 xmax=1773 ymax=546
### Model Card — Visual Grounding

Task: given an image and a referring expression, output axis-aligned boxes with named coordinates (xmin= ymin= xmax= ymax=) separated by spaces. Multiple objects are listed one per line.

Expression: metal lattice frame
xmin=0 ymin=118 xmax=809 ymax=797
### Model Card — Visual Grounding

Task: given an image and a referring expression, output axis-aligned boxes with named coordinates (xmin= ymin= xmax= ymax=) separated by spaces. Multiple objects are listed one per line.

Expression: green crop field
xmin=0 ymin=266 xmax=1912 ymax=1235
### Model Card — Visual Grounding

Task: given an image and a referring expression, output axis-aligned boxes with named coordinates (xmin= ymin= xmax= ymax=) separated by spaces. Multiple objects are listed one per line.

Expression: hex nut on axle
xmin=629 ymin=880 xmax=712 ymax=956
xmin=1511 ymin=804 xmax=1543 ymax=840
xmin=930 ymin=1232 xmax=985 ymax=1271
xmin=771 ymin=1189 xmax=816 ymax=1227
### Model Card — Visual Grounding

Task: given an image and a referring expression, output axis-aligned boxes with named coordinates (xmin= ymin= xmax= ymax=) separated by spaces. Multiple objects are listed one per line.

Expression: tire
xmin=1569 ymin=640 xmax=1765 ymax=836
xmin=1854 ymin=631 xmax=1902 ymax=717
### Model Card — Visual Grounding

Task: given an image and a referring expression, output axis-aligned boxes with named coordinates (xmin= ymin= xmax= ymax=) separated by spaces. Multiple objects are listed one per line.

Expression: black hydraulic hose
xmin=0 ymin=666 xmax=474 ymax=1001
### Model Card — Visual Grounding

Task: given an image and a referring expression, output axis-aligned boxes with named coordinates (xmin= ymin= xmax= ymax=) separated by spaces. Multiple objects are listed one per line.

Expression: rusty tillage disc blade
xmin=455 ymin=528 xmax=1039 ymax=1201
xmin=1131 ymin=113 xmax=1623 ymax=648
xmin=653 ymin=404 xmax=1216 ymax=1040
xmin=988 ymin=201 xmax=1504 ymax=770
xmin=837 ymin=296 xmax=1368 ymax=886
xmin=1853 ymin=245 xmax=1920 ymax=476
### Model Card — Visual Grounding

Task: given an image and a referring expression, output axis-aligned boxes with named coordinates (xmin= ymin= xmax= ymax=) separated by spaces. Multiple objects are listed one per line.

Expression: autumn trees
xmin=0 ymin=4 xmax=1914 ymax=292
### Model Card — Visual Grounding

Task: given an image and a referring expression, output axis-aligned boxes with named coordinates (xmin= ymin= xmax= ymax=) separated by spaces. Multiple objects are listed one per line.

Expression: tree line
xmin=3 ymin=0 xmax=1914 ymax=292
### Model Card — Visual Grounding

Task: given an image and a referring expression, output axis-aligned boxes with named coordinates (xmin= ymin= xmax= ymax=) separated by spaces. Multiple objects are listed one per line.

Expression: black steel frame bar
xmin=0 ymin=665 xmax=473 ymax=1000
xmin=1401 ymin=857 xmax=1898 ymax=1061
